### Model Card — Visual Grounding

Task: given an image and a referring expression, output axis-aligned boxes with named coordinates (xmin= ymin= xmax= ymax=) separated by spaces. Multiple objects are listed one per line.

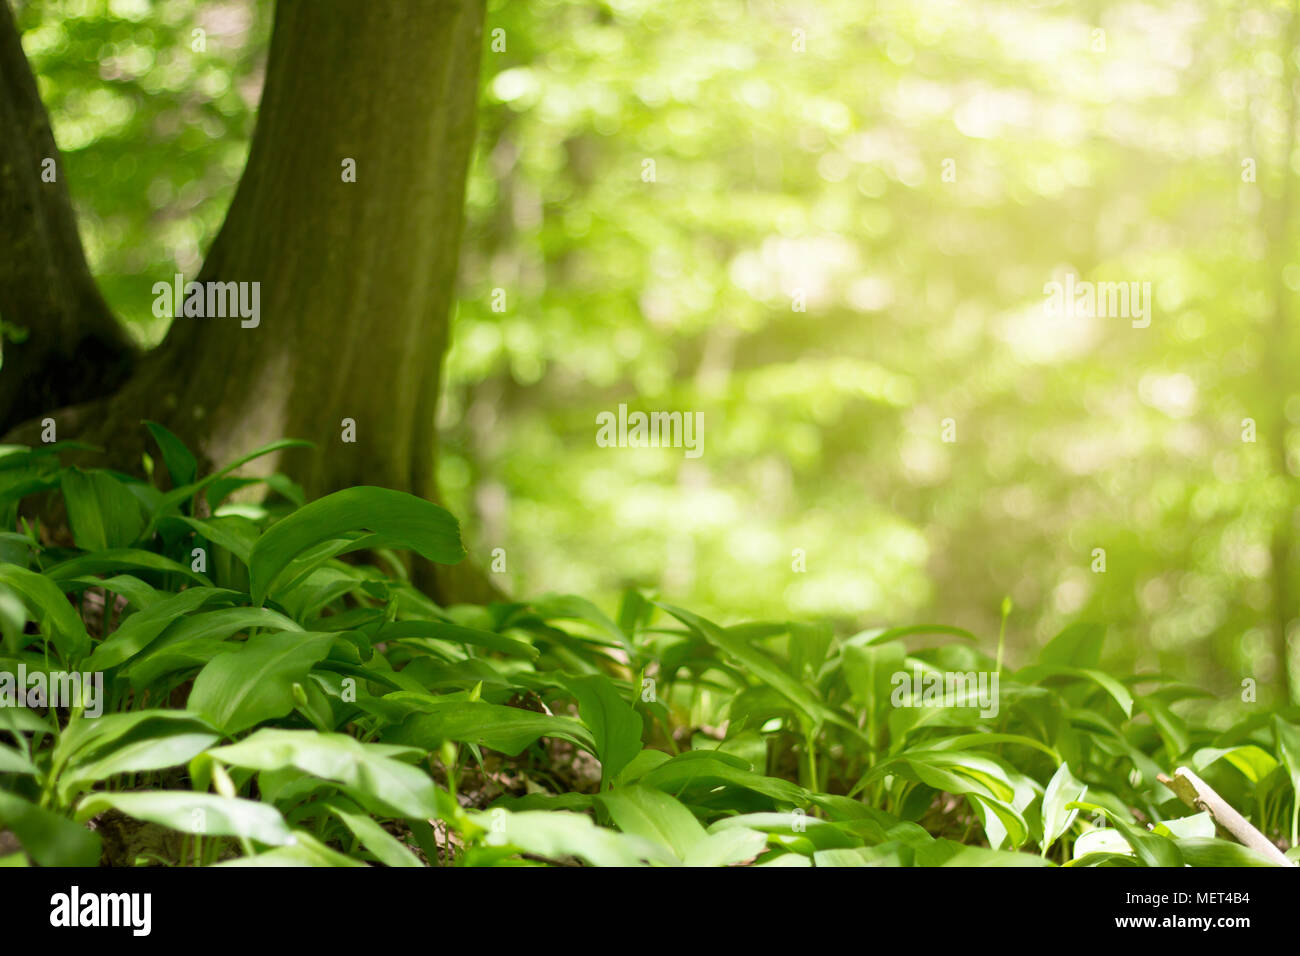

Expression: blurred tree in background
xmin=7 ymin=0 xmax=1300 ymax=715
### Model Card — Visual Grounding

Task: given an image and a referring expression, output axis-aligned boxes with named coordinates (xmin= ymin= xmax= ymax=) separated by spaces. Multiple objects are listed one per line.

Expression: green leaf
xmin=0 ymin=743 xmax=37 ymax=775
xmin=682 ymin=827 xmax=769 ymax=867
xmin=60 ymin=468 xmax=145 ymax=551
xmin=172 ymin=516 xmax=257 ymax=565
xmin=638 ymin=751 xmax=810 ymax=807
xmin=189 ymin=632 xmax=334 ymax=735
xmin=44 ymin=548 xmax=212 ymax=586
xmin=248 ymin=486 xmax=464 ymax=604
xmin=386 ymin=701 xmax=594 ymax=756
xmin=0 ymin=564 xmax=90 ymax=660
xmin=219 ymin=830 xmax=366 ymax=867
xmin=596 ymin=785 xmax=707 ymax=863
xmin=144 ymin=438 xmax=313 ymax=535
xmin=206 ymin=728 xmax=441 ymax=820
xmin=533 ymin=593 xmax=630 ymax=648
xmin=1041 ymin=762 xmax=1087 ymax=853
xmin=75 ymin=791 xmax=293 ymax=846
xmin=56 ymin=712 xmax=219 ymax=802
xmin=1019 ymin=664 xmax=1133 ymax=718
xmin=86 ymin=587 xmax=240 ymax=670
xmin=1192 ymin=744 xmax=1278 ymax=785
xmin=470 ymin=808 xmax=649 ymax=866
xmin=1038 ymin=622 xmax=1104 ymax=668
xmin=1068 ymin=802 xmax=1183 ymax=867
xmin=1175 ymin=837 xmax=1285 ymax=867
xmin=1274 ymin=717 xmax=1300 ymax=845
xmin=326 ymin=801 xmax=423 ymax=867
xmin=376 ymin=619 xmax=538 ymax=660
xmin=53 ymin=710 xmax=213 ymax=781
xmin=1153 ymin=812 xmax=1215 ymax=840
xmin=659 ymin=603 xmax=855 ymax=735
xmin=143 ymin=420 xmax=198 ymax=488
xmin=842 ymin=640 xmax=906 ymax=718
xmin=0 ymin=791 xmax=101 ymax=866
xmin=566 ymin=674 xmax=643 ymax=785
xmin=1136 ymin=694 xmax=1189 ymax=761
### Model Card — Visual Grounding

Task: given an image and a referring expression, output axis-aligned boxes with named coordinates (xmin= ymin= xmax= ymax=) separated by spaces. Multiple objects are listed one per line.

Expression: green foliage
xmin=25 ymin=0 xmax=1300 ymax=708
xmin=0 ymin=428 xmax=1297 ymax=866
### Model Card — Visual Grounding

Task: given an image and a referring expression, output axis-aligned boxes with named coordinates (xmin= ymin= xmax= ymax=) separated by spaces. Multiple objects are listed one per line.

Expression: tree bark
xmin=0 ymin=0 xmax=135 ymax=435
xmin=2 ymin=0 xmax=500 ymax=604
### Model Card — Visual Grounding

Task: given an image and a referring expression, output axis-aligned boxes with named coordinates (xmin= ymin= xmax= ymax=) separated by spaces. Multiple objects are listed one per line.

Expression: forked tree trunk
xmin=1 ymin=0 xmax=497 ymax=603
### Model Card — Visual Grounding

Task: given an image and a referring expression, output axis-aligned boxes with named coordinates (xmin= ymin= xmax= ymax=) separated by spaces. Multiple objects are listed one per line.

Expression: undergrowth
xmin=0 ymin=425 xmax=1297 ymax=867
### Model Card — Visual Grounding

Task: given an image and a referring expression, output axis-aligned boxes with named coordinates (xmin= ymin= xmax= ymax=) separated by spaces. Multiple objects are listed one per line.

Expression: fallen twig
xmin=1159 ymin=767 xmax=1295 ymax=867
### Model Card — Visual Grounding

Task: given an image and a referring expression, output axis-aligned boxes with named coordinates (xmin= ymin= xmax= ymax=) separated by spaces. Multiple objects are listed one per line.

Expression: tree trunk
xmin=0 ymin=0 xmax=135 ymax=434
xmin=2 ymin=0 xmax=500 ymax=604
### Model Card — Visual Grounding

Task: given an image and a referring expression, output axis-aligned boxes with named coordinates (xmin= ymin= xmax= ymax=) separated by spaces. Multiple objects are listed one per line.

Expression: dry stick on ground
xmin=1158 ymin=768 xmax=1296 ymax=867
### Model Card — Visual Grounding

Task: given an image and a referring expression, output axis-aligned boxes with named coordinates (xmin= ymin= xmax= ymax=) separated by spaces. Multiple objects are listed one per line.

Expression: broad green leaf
xmin=207 ymin=729 xmax=440 ymax=819
xmin=0 ymin=791 xmax=101 ymax=866
xmin=53 ymin=710 xmax=215 ymax=782
xmin=86 ymin=587 xmax=240 ymax=670
xmin=386 ymin=701 xmax=594 ymax=756
xmin=219 ymin=830 xmax=366 ymax=867
xmin=1072 ymin=827 xmax=1136 ymax=860
xmin=326 ymin=802 xmax=423 ymax=867
xmin=1038 ymin=622 xmax=1104 ymax=668
xmin=1192 ymin=744 xmax=1279 ymax=784
xmin=928 ymin=732 xmax=1059 ymax=762
xmin=1153 ymin=812 xmax=1215 ymax=840
xmin=44 ymin=548 xmax=212 ymax=586
xmin=172 ymin=515 xmax=258 ymax=565
xmin=248 ymin=486 xmax=464 ymax=604
xmin=937 ymin=845 xmax=1053 ymax=867
xmin=62 ymin=733 xmax=218 ymax=804
xmin=1136 ymin=694 xmax=1189 ymax=761
xmin=1068 ymin=802 xmax=1183 ymax=867
xmin=0 ymin=564 xmax=89 ymax=660
xmin=75 ymin=791 xmax=293 ymax=846
xmin=469 ymin=809 xmax=649 ymax=866
xmin=638 ymin=751 xmax=810 ymax=807
xmin=1176 ymin=837 xmax=1284 ymax=867
xmin=597 ymin=785 xmax=707 ymax=862
xmin=64 ymin=574 xmax=160 ymax=612
xmin=682 ymin=827 xmax=769 ymax=867
xmin=376 ymin=619 xmax=538 ymax=660
xmin=1041 ymin=762 xmax=1087 ymax=853
xmin=1019 ymin=664 xmax=1133 ymax=718
xmin=189 ymin=632 xmax=334 ymax=734
xmin=533 ymin=594 xmax=629 ymax=648
xmin=566 ymin=674 xmax=642 ymax=785
xmin=0 ymin=743 xmax=36 ymax=775
xmin=60 ymin=468 xmax=145 ymax=551
xmin=842 ymin=640 xmax=905 ymax=720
